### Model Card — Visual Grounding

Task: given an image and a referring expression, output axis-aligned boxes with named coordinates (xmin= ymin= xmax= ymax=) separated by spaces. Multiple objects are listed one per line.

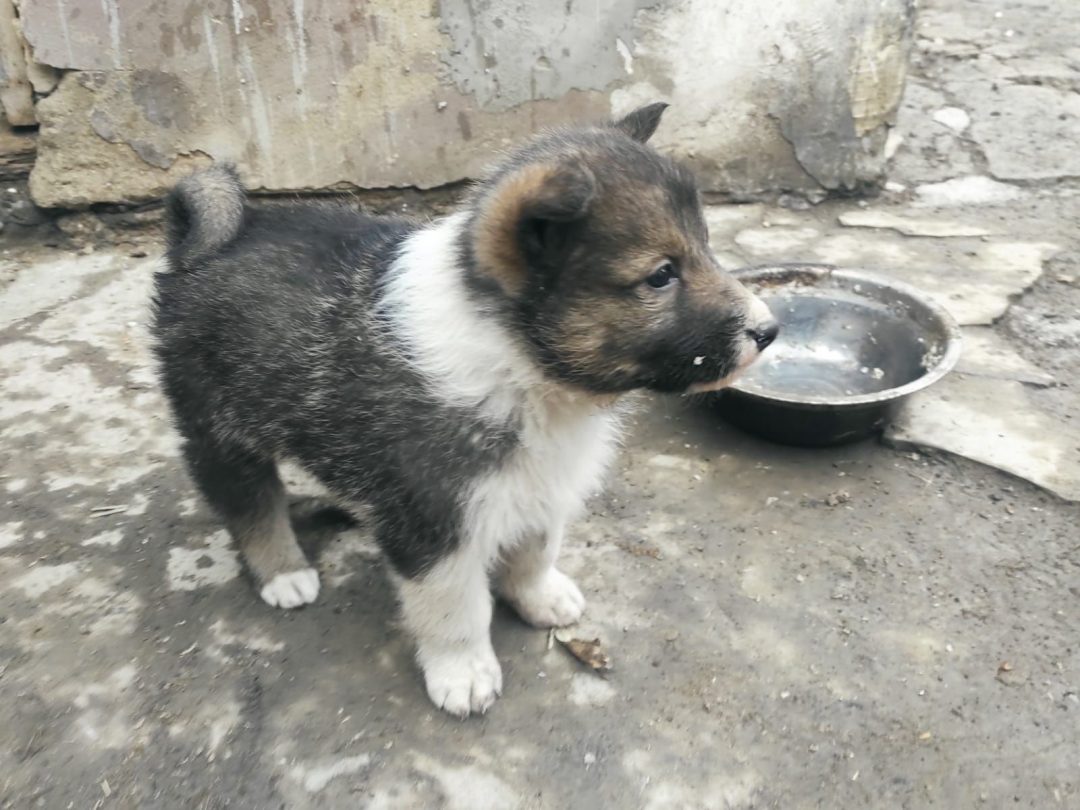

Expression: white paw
xmin=503 ymin=568 xmax=585 ymax=628
xmin=260 ymin=568 xmax=320 ymax=609
xmin=421 ymin=645 xmax=503 ymax=717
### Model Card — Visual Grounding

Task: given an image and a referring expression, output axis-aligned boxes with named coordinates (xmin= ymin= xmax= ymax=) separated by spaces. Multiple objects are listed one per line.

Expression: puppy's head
xmin=464 ymin=103 xmax=778 ymax=395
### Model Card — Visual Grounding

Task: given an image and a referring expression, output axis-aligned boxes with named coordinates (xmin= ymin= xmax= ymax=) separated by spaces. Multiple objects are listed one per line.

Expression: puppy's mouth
xmin=683 ymin=357 xmax=756 ymax=394
xmin=682 ymin=341 xmax=770 ymax=395
xmin=683 ymin=300 xmax=780 ymax=394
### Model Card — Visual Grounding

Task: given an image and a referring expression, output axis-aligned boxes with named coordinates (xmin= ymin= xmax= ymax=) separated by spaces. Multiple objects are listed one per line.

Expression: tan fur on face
xmin=473 ymin=161 xmax=595 ymax=297
xmin=591 ymin=184 xmax=695 ymax=286
xmin=549 ymin=294 xmax=672 ymax=387
xmin=473 ymin=165 xmax=550 ymax=296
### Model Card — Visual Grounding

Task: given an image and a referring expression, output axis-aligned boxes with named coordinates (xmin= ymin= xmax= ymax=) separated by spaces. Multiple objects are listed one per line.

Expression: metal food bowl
xmin=713 ymin=264 xmax=962 ymax=447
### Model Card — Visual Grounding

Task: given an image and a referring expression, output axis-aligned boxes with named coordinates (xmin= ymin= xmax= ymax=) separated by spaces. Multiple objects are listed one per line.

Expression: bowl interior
xmin=732 ymin=266 xmax=959 ymax=405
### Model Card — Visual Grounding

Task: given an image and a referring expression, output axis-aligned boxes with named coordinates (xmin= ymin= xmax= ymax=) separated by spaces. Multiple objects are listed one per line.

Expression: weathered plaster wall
xmin=12 ymin=0 xmax=913 ymax=208
xmin=0 ymin=0 xmax=58 ymax=125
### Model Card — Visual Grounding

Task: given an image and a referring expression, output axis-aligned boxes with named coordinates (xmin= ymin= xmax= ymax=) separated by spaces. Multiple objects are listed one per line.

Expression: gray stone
xmin=838 ymin=210 xmax=992 ymax=237
xmin=967 ymin=84 xmax=1080 ymax=181
xmin=808 ymin=234 xmax=1060 ymax=325
xmin=704 ymin=204 xmax=766 ymax=239
xmin=912 ymin=176 xmax=1023 ymax=208
xmin=0 ymin=121 xmax=36 ymax=181
xmin=887 ymin=80 xmax=977 ymax=184
xmin=955 ymin=327 xmax=1054 ymax=386
xmin=29 ymin=74 xmax=214 ymax=209
xmin=0 ymin=252 xmax=118 ymax=331
xmin=885 ymin=373 xmax=1080 ymax=501
xmin=726 ymin=213 xmax=1059 ymax=327
xmin=0 ymin=0 xmax=35 ymax=125
xmin=734 ymin=226 xmax=822 ymax=255
xmin=1 ymin=181 xmax=48 ymax=226
xmin=931 ymin=106 xmax=970 ymax=132
xmin=55 ymin=212 xmax=106 ymax=240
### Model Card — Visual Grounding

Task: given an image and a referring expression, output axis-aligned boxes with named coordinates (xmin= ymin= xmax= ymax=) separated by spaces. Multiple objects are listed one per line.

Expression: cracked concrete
xmin=1 ymin=238 xmax=1078 ymax=806
xmin=955 ymin=327 xmax=1054 ymax=387
xmin=966 ymin=83 xmax=1080 ymax=182
xmin=885 ymin=373 xmax=1080 ymax=501
xmin=1 ymin=0 xmax=1080 ymax=807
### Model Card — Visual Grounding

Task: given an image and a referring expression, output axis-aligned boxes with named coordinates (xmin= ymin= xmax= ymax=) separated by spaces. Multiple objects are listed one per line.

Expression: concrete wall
xmin=7 ymin=0 xmax=913 ymax=208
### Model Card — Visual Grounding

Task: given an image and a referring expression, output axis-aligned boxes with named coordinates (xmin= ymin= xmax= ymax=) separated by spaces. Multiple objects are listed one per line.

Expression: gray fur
xmin=165 ymin=164 xmax=246 ymax=272
xmin=152 ymin=106 xmax=775 ymax=585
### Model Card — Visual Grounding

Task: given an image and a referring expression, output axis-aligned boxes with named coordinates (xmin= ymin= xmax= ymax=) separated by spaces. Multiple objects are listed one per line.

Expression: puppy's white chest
xmin=467 ymin=406 xmax=620 ymax=550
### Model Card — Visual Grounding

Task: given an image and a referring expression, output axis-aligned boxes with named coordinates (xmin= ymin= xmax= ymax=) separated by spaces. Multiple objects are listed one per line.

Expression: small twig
xmin=904 ymin=470 xmax=934 ymax=487
xmin=90 ymin=505 xmax=128 ymax=517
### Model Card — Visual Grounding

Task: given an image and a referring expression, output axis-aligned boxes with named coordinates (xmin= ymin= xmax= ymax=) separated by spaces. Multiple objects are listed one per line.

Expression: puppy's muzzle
xmin=744 ymin=294 xmax=779 ymax=354
xmin=747 ymin=321 xmax=779 ymax=351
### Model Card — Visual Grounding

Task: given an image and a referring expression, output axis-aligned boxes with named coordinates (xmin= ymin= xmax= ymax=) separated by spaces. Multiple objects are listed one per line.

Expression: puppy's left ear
xmin=474 ymin=160 xmax=595 ymax=296
xmin=612 ymin=102 xmax=669 ymax=143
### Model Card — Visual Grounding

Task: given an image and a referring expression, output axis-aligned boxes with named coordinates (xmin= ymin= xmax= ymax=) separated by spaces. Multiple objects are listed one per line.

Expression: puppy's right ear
xmin=612 ymin=102 xmax=669 ymax=143
xmin=474 ymin=160 xmax=595 ymax=296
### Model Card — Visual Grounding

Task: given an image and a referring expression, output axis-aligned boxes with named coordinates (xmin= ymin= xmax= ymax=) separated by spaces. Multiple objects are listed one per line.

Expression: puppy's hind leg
xmin=182 ymin=434 xmax=319 ymax=609
xmin=496 ymin=524 xmax=585 ymax=628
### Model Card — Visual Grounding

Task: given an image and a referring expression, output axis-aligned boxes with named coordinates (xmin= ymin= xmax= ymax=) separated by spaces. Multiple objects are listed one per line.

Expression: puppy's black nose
xmin=748 ymin=322 xmax=779 ymax=351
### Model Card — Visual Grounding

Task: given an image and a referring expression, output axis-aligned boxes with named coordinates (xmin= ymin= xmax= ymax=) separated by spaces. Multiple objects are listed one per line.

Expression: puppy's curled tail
xmin=165 ymin=163 xmax=245 ymax=272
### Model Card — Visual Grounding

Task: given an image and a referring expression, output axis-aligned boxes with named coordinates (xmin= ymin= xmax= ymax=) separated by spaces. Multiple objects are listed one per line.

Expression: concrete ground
xmin=2 ymin=0 xmax=1079 ymax=807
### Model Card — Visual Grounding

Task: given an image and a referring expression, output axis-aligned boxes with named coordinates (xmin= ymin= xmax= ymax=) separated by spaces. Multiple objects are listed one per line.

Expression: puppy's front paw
xmin=421 ymin=645 xmax=503 ymax=717
xmin=260 ymin=568 xmax=320 ymax=609
xmin=503 ymin=568 xmax=585 ymax=628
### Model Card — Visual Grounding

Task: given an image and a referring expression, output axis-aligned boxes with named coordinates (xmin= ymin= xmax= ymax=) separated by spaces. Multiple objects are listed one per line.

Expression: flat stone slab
xmin=912 ymin=176 xmax=1023 ymax=208
xmin=730 ymin=218 xmax=1060 ymax=326
xmin=967 ymin=83 xmax=1080 ymax=181
xmin=931 ymin=106 xmax=970 ymax=133
xmin=838 ymin=210 xmax=992 ymax=238
xmin=0 ymin=253 xmax=119 ymax=331
xmin=885 ymin=373 xmax=1080 ymax=501
xmin=733 ymin=225 xmax=822 ymax=254
xmin=888 ymin=79 xmax=979 ymax=184
xmin=955 ymin=327 xmax=1054 ymax=386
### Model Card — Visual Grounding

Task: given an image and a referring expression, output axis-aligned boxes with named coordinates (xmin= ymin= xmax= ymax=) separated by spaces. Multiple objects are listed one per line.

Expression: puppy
xmin=152 ymin=103 xmax=778 ymax=717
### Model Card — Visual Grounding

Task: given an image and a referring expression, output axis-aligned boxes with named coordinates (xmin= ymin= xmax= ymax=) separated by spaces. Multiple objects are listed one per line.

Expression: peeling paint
xmin=772 ymin=0 xmax=914 ymax=189
xmin=437 ymin=0 xmax=658 ymax=110
xmin=849 ymin=4 xmax=913 ymax=136
xmin=0 ymin=0 xmax=37 ymax=124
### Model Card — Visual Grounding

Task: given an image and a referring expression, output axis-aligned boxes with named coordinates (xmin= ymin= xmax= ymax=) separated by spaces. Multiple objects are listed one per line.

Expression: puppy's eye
xmin=645 ymin=261 xmax=678 ymax=289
